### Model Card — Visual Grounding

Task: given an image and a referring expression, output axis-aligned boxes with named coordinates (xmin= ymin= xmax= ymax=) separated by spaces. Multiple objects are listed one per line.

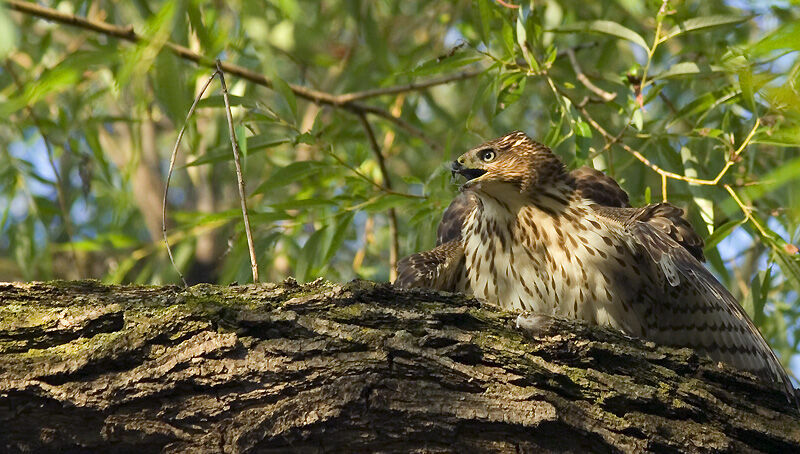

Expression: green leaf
xmin=116 ymin=1 xmax=176 ymax=88
xmin=474 ymin=0 xmax=492 ymax=44
xmin=153 ymin=53 xmax=189 ymax=124
xmin=322 ymin=212 xmax=354 ymax=263
xmin=496 ymin=72 xmax=527 ymax=112
xmin=269 ymin=198 xmax=337 ymax=210
xmin=252 ymin=161 xmax=328 ymax=194
xmin=750 ymin=21 xmax=800 ymax=56
xmin=632 ymin=109 xmax=643 ymax=131
xmin=551 ymin=20 xmax=649 ymax=52
xmin=356 ymin=194 xmax=412 ymax=213
xmin=174 ymin=209 xmax=291 ymax=228
xmin=574 ymin=120 xmax=592 ymax=163
xmin=515 ymin=9 xmax=528 ymax=50
xmin=665 ymin=15 xmax=749 ymax=40
xmin=271 ymin=73 xmax=297 ymax=121
xmin=738 ymin=69 xmax=757 ymax=114
xmin=652 ymin=62 xmax=724 ymax=81
xmin=408 ymin=52 xmax=482 ymax=77
xmin=680 ymin=146 xmax=713 ymax=235
xmin=297 ymin=226 xmax=327 ymax=282
xmin=501 ymin=19 xmax=516 ymax=57
xmin=516 ymin=10 xmax=537 ymax=71
xmin=703 ymin=218 xmax=744 ymax=252
xmin=741 ymin=155 xmax=800 ymax=200
xmin=183 ymin=138 xmax=290 ymax=168
xmin=752 ymin=126 xmax=800 ymax=147
xmin=249 ymin=136 xmax=292 ymax=152
xmin=0 ymin=8 xmax=18 ymax=59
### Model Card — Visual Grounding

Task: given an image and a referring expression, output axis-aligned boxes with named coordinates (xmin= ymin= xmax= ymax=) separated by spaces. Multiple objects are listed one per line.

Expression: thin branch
xmin=724 ymin=184 xmax=771 ymax=239
xmin=163 ymin=70 xmax=219 ymax=287
xmin=357 ymin=113 xmax=399 ymax=282
xmin=337 ymin=70 xmax=483 ymax=103
xmin=323 ymin=148 xmax=425 ymax=199
xmin=216 ymin=60 xmax=259 ymax=283
xmin=4 ymin=61 xmax=85 ymax=277
xmin=582 ymin=2 xmax=669 ymax=162
xmin=573 ymin=95 xmax=761 ymax=188
xmin=565 ymin=48 xmax=616 ymax=102
xmin=4 ymin=0 xmax=468 ymax=151
xmin=495 ymin=0 xmax=520 ymax=8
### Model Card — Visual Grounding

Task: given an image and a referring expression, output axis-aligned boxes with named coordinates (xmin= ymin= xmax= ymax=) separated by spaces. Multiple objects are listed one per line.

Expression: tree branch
xmin=217 ymin=61 xmax=259 ymax=283
xmin=4 ymin=0 xmax=483 ymax=152
xmin=1 ymin=280 xmax=798 ymax=452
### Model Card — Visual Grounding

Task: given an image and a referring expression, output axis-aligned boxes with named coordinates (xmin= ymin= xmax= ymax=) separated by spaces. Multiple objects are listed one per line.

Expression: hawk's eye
xmin=479 ymin=148 xmax=496 ymax=162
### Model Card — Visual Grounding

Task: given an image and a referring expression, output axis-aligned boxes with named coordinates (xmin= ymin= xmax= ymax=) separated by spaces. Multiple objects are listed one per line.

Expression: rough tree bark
xmin=0 ymin=280 xmax=798 ymax=453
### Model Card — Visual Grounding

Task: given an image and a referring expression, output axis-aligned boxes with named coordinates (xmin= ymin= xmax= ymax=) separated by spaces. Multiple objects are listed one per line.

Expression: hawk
xmin=396 ymin=131 xmax=793 ymax=399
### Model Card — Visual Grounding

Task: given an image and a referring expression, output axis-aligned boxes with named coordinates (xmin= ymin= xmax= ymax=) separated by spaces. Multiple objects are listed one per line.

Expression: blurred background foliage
xmin=1 ymin=0 xmax=800 ymax=376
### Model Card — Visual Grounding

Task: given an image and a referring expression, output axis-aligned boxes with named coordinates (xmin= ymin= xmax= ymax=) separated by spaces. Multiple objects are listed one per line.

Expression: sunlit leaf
xmin=652 ymin=62 xmax=724 ymax=81
xmin=0 ymin=8 xmax=18 ymax=59
xmin=704 ymin=219 xmax=744 ymax=252
xmin=408 ymin=52 xmax=482 ymax=77
xmin=665 ymin=15 xmax=749 ymax=40
xmin=551 ymin=20 xmax=649 ymax=52
xmin=749 ymin=21 xmax=800 ymax=56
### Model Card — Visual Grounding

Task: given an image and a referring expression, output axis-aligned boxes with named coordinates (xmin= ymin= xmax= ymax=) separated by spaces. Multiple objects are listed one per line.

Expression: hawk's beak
xmin=450 ymin=161 xmax=486 ymax=181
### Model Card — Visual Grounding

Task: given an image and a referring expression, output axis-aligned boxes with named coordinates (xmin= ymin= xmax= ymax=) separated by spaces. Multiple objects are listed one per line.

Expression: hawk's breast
xmin=463 ymin=191 xmax=655 ymax=336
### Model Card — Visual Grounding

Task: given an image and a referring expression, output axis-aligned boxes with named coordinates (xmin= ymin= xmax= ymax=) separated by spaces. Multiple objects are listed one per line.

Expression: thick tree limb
xmin=0 ymin=280 xmax=798 ymax=453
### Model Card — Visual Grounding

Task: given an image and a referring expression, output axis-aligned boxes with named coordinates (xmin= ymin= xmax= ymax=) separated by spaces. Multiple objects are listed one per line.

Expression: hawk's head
xmin=451 ymin=131 xmax=566 ymax=195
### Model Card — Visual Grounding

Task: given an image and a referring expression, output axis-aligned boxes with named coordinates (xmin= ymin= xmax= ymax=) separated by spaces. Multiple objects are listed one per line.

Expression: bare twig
xmin=3 ymin=0 xmax=476 ymax=151
xmin=565 ymin=48 xmax=616 ymax=102
xmin=357 ymin=113 xmax=400 ymax=282
xmin=216 ymin=60 xmax=259 ymax=283
xmin=163 ymin=70 xmax=219 ymax=287
xmin=724 ymin=184 xmax=771 ymax=239
xmin=495 ymin=0 xmax=520 ymax=8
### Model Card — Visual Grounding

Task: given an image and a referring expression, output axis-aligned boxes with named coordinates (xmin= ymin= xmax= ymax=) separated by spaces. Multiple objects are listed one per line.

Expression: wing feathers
xmin=395 ymin=240 xmax=465 ymax=291
xmin=620 ymin=208 xmax=793 ymax=398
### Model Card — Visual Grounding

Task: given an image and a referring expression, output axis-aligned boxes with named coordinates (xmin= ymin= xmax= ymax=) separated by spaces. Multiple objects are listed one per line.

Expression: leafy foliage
xmin=1 ymin=0 xmax=799 ymax=373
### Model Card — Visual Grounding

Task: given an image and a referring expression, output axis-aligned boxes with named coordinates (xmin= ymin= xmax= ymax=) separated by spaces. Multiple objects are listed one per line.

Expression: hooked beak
xmin=450 ymin=161 xmax=487 ymax=181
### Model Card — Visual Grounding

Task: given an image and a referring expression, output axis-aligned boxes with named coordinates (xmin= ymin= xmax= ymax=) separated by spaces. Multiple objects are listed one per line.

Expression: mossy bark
xmin=0 ymin=279 xmax=798 ymax=453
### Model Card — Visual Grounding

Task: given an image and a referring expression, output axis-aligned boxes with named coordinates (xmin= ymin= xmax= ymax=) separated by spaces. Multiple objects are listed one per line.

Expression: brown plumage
xmin=396 ymin=130 xmax=793 ymax=401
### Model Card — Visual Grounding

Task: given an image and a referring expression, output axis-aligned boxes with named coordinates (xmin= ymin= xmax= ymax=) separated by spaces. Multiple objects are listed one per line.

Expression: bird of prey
xmin=396 ymin=130 xmax=793 ymax=398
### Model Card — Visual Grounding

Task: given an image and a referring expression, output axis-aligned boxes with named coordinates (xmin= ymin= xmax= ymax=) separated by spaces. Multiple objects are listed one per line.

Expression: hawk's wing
xmin=591 ymin=203 xmax=706 ymax=262
xmin=570 ymin=166 xmax=630 ymax=208
xmin=595 ymin=203 xmax=793 ymax=397
xmin=395 ymin=240 xmax=465 ymax=290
